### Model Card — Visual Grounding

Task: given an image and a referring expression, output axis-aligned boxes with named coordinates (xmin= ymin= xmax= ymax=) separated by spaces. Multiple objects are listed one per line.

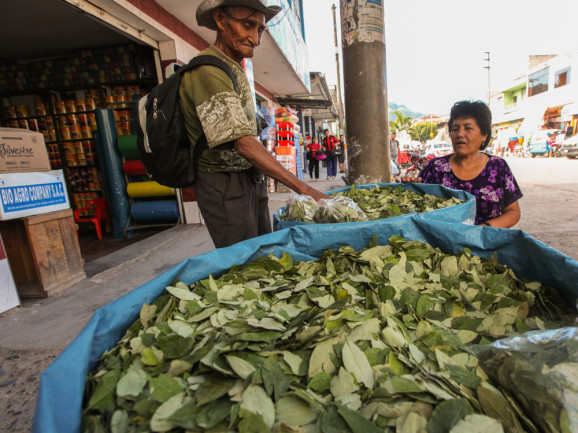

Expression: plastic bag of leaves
xmin=314 ymin=195 xmax=369 ymax=223
xmin=283 ymin=194 xmax=319 ymax=222
xmin=469 ymin=327 xmax=578 ymax=433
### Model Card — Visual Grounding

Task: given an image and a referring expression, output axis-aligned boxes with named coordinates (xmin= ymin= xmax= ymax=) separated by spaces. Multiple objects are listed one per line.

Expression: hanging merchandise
xmin=126 ymin=181 xmax=174 ymax=198
xmin=259 ymin=107 xmax=276 ymax=141
xmin=130 ymin=200 xmax=180 ymax=223
xmin=122 ymin=160 xmax=147 ymax=176
xmin=94 ymin=109 xmax=131 ymax=239
xmin=117 ymin=135 xmax=141 ymax=161
xmin=274 ymin=106 xmax=300 ymax=188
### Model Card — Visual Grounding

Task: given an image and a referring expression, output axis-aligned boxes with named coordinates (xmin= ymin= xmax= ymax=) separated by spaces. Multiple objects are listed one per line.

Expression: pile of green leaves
xmin=281 ymin=185 xmax=463 ymax=223
xmin=83 ymin=236 xmax=575 ymax=433
xmin=335 ymin=185 xmax=463 ymax=221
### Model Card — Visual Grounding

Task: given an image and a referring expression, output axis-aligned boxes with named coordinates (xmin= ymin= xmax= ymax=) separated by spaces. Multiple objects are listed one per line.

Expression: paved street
xmin=504 ymin=156 xmax=578 ymax=260
xmin=0 ymin=156 xmax=577 ymax=433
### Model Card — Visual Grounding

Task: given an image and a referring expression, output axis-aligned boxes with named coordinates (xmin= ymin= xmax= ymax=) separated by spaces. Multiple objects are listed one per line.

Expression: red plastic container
xmin=277 ymin=121 xmax=295 ymax=130
xmin=277 ymin=139 xmax=294 ymax=147
xmin=277 ymin=130 xmax=294 ymax=139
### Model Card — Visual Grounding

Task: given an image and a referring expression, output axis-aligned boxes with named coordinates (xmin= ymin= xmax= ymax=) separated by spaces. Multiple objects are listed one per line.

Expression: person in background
xmin=302 ymin=134 xmax=311 ymax=176
xmin=336 ymin=138 xmax=345 ymax=173
xmin=306 ymin=136 xmax=321 ymax=180
xmin=401 ymin=100 xmax=522 ymax=228
xmin=547 ymin=132 xmax=557 ymax=158
xmin=323 ymin=129 xmax=339 ymax=179
xmin=390 ymin=132 xmax=400 ymax=171
xmin=181 ymin=0 xmax=329 ymax=248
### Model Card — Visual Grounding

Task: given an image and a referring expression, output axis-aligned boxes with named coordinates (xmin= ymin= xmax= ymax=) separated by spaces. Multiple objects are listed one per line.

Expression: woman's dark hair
xmin=448 ymin=100 xmax=492 ymax=150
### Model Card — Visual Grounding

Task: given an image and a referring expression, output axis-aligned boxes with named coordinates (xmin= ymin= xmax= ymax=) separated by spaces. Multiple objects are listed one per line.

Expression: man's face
xmin=214 ymin=6 xmax=266 ymax=62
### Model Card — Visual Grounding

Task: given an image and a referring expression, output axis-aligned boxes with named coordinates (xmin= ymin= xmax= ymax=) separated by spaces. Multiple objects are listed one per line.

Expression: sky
xmin=303 ymin=0 xmax=578 ymax=116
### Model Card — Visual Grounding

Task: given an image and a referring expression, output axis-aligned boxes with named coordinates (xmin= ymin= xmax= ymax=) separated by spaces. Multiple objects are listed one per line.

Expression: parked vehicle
xmin=560 ymin=135 xmax=578 ymax=159
xmin=528 ymin=129 xmax=560 ymax=157
xmin=424 ymin=141 xmax=453 ymax=157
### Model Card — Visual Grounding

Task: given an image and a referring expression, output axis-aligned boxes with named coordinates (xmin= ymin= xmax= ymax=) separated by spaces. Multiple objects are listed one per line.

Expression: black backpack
xmin=136 ymin=55 xmax=237 ymax=188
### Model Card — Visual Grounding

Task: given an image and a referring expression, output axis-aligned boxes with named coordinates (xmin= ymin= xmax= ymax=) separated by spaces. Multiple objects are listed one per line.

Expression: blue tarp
xmin=33 ymin=217 xmax=578 ymax=433
xmin=273 ymin=183 xmax=476 ymax=231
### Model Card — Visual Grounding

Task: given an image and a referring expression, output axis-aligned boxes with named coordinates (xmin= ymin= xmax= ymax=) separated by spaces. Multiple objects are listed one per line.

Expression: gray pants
xmin=194 ymin=170 xmax=272 ymax=248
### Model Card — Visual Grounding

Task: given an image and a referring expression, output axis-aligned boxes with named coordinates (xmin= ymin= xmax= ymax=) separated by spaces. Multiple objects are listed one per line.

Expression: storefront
xmin=0 ymin=0 xmax=315 ymax=271
xmin=0 ymin=0 xmax=167 ymax=245
xmin=561 ymin=103 xmax=578 ymax=136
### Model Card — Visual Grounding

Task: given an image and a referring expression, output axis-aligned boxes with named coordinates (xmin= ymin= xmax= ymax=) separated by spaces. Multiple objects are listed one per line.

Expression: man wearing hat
xmin=181 ymin=0 xmax=329 ymax=248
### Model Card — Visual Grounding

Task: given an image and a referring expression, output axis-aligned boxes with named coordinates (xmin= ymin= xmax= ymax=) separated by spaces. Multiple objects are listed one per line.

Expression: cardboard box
xmin=0 ymin=128 xmax=51 ymax=174
xmin=0 ymin=170 xmax=70 ymax=220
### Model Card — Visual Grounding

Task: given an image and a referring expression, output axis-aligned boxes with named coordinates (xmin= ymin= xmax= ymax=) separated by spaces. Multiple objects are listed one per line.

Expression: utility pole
xmin=331 ymin=4 xmax=345 ymax=137
xmin=340 ymin=1 xmax=389 ymax=184
xmin=331 ymin=3 xmax=347 ymax=175
xmin=484 ymin=51 xmax=491 ymax=106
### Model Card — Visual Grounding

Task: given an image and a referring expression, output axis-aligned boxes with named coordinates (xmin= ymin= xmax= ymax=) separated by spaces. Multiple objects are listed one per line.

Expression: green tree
xmin=389 ymin=110 xmax=413 ymax=134
xmin=409 ymin=122 xmax=438 ymax=143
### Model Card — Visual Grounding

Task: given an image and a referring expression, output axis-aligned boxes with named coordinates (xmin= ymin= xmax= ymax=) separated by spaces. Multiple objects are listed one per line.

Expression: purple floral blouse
xmin=419 ymin=154 xmax=523 ymax=225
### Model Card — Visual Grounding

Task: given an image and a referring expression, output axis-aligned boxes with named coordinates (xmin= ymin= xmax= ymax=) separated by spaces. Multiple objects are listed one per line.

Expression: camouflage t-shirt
xmin=179 ymin=45 xmax=257 ymax=173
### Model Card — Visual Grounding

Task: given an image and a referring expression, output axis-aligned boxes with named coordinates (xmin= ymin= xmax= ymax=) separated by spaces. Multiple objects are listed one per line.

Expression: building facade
xmin=490 ymin=52 xmax=578 ymax=140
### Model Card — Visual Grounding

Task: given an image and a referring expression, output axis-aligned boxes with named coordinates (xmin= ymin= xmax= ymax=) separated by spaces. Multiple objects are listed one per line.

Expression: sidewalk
xmin=0 ymin=174 xmax=346 ymax=433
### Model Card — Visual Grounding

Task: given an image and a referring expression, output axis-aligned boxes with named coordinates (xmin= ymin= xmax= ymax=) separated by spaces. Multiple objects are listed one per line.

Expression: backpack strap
xmin=177 ymin=55 xmax=238 ymax=92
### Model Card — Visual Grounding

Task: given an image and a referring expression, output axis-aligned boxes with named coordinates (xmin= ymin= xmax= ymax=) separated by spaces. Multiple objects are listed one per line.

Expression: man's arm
xmin=234 ymin=135 xmax=331 ymax=201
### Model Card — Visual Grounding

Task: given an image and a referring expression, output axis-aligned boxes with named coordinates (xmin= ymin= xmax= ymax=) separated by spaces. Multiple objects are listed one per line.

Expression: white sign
xmin=0 ymin=235 xmax=20 ymax=313
xmin=0 ymin=170 xmax=70 ymax=220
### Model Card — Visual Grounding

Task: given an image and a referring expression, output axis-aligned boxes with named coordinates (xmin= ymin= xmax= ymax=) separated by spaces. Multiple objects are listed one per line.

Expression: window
xmin=528 ymin=67 xmax=549 ymax=97
xmin=555 ymin=67 xmax=571 ymax=88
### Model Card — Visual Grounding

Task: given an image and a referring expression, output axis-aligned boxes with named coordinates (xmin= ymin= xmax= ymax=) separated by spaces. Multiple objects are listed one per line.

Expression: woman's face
xmin=450 ymin=116 xmax=488 ymax=157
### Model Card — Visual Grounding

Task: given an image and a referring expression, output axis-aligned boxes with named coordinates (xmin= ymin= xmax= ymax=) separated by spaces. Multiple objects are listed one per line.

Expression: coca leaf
xmin=426 ymin=398 xmax=473 ymax=433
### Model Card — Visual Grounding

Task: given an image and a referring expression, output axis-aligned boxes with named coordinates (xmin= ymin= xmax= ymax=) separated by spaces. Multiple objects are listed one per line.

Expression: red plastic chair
xmin=73 ymin=198 xmax=108 ymax=240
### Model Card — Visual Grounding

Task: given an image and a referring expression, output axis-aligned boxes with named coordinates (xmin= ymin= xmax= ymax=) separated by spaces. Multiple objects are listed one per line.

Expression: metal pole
xmin=340 ymin=0 xmax=389 ymax=184
xmin=332 ymin=4 xmax=345 ymax=135
xmin=332 ymin=3 xmax=347 ymax=176
xmin=484 ymin=51 xmax=491 ymax=105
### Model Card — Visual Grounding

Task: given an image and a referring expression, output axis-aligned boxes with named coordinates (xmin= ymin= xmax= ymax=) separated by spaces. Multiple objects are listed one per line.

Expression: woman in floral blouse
xmin=402 ymin=100 xmax=522 ymax=228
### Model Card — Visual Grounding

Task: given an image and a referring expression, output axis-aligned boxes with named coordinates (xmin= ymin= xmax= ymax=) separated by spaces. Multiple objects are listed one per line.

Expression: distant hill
xmin=388 ymin=102 xmax=423 ymax=121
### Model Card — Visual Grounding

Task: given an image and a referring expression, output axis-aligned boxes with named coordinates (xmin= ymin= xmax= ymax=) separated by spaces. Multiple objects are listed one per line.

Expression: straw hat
xmin=197 ymin=0 xmax=282 ymax=30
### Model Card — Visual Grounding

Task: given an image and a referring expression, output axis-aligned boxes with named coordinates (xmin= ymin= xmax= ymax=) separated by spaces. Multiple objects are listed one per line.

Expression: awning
xmin=561 ymin=103 xmax=578 ymax=121
xmin=517 ymin=107 xmax=544 ymax=136
xmin=544 ymin=105 xmax=565 ymax=119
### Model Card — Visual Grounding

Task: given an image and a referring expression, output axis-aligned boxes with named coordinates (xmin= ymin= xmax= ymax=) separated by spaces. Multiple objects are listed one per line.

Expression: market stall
xmin=33 ymin=217 xmax=578 ymax=432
